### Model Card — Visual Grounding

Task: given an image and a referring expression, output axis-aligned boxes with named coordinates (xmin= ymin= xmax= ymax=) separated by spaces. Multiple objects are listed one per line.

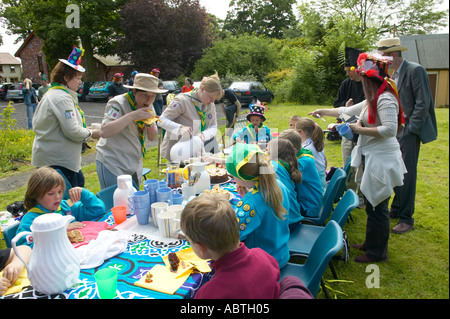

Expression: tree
xmin=1 ymin=0 xmax=127 ymax=81
xmin=224 ymin=0 xmax=297 ymax=38
xmin=191 ymin=34 xmax=279 ymax=81
xmin=302 ymin=0 xmax=448 ymax=37
xmin=116 ymin=0 xmax=214 ymax=79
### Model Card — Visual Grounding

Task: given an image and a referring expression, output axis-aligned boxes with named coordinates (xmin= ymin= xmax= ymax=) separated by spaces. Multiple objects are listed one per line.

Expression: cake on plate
xmin=207 ymin=167 xmax=229 ymax=184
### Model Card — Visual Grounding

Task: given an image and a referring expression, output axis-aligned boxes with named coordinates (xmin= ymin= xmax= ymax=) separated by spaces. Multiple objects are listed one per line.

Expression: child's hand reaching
xmin=67 ymin=222 xmax=86 ymax=231
xmin=68 ymin=187 xmax=83 ymax=204
xmin=236 ymin=184 xmax=249 ymax=198
xmin=0 ymin=277 xmax=10 ymax=296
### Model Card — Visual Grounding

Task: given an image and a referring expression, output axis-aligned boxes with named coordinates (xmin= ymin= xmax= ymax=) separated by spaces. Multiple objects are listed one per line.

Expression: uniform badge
xmin=65 ymin=110 xmax=75 ymax=119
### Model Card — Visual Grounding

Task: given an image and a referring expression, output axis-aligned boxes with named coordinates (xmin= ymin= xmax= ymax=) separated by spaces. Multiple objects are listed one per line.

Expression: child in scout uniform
xmin=15 ymin=167 xmax=105 ymax=247
xmin=159 ymin=72 xmax=223 ymax=160
xmin=267 ymin=138 xmax=304 ymax=228
xmin=278 ymin=130 xmax=323 ymax=218
xmin=180 ymin=193 xmax=281 ymax=299
xmin=96 ymin=73 xmax=166 ymax=189
xmin=226 ymin=143 xmax=290 ymax=268
xmin=233 ymin=101 xmax=271 ymax=144
xmin=295 ymin=118 xmax=328 ymax=193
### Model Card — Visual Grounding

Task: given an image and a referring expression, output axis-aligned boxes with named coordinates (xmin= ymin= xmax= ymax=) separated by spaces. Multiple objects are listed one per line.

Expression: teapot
xmin=11 ymin=213 xmax=80 ymax=295
xmin=182 ymin=162 xmax=211 ymax=195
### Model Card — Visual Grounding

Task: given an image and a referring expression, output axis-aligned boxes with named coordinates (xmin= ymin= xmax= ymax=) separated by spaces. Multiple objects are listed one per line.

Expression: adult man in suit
xmin=378 ymin=38 xmax=437 ymax=234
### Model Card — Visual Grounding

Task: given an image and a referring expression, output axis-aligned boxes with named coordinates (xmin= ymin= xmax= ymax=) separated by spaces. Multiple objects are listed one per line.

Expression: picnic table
xmin=2 ymin=182 xmax=240 ymax=300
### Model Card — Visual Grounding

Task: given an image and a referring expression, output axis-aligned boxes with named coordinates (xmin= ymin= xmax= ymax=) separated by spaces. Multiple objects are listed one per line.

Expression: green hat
xmin=226 ymin=143 xmax=265 ymax=181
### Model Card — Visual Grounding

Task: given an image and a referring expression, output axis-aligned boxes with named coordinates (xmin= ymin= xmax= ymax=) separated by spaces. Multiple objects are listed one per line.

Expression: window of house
xmin=10 ymin=66 xmax=16 ymax=73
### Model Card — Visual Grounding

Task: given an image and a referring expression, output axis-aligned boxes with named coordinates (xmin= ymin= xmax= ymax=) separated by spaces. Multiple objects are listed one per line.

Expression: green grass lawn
xmin=1 ymin=104 xmax=448 ymax=299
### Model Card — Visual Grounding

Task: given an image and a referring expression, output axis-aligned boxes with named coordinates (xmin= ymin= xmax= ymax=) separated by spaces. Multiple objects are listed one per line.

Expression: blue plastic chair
xmin=54 ymin=169 xmax=72 ymax=200
xmin=334 ymin=157 xmax=352 ymax=203
xmin=303 ymin=168 xmax=346 ymax=226
xmin=96 ymin=184 xmax=117 ymax=212
xmin=289 ymin=189 xmax=359 ymax=257
xmin=96 ymin=181 xmax=139 ymax=212
xmin=281 ymin=220 xmax=343 ymax=298
xmin=3 ymin=222 xmax=19 ymax=248
xmin=142 ymin=168 xmax=151 ymax=180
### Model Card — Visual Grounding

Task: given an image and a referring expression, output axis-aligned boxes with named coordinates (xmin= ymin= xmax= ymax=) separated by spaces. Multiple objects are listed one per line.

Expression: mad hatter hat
xmin=59 ymin=46 xmax=85 ymax=72
xmin=344 ymin=47 xmax=362 ymax=68
xmin=123 ymin=73 xmax=168 ymax=93
xmin=246 ymin=101 xmax=266 ymax=122
xmin=226 ymin=143 xmax=266 ymax=181
xmin=377 ymin=37 xmax=408 ymax=53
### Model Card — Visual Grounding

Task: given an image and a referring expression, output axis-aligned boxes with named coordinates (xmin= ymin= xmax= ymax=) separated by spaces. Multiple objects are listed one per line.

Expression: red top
xmin=182 ymin=85 xmax=194 ymax=93
xmin=194 ymin=242 xmax=281 ymax=299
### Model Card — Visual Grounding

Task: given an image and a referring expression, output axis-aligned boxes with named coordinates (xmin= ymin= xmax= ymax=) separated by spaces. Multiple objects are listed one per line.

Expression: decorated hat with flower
xmin=59 ymin=46 xmax=85 ymax=72
xmin=246 ymin=100 xmax=267 ymax=122
xmin=356 ymin=51 xmax=405 ymax=127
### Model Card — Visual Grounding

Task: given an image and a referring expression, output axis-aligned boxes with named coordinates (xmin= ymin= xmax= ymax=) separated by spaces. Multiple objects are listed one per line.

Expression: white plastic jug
xmin=11 ymin=213 xmax=80 ymax=295
xmin=183 ymin=162 xmax=211 ymax=195
xmin=113 ymin=175 xmax=137 ymax=215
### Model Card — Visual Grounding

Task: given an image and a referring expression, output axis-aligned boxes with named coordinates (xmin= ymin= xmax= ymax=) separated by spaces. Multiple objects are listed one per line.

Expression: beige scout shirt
xmin=31 ymin=86 xmax=91 ymax=172
xmin=159 ymin=92 xmax=217 ymax=160
xmin=96 ymin=93 xmax=156 ymax=179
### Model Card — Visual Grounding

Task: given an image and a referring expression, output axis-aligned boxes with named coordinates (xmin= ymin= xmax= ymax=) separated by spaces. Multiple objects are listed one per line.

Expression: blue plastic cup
xmin=134 ymin=206 xmax=151 ymax=225
xmin=156 ymin=187 xmax=173 ymax=205
xmin=172 ymin=193 xmax=184 ymax=205
xmin=336 ymin=123 xmax=354 ymax=140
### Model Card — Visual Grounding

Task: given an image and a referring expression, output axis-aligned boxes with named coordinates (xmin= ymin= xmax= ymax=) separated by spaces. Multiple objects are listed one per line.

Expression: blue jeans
xmin=26 ymin=103 xmax=37 ymax=129
xmin=153 ymin=99 xmax=163 ymax=116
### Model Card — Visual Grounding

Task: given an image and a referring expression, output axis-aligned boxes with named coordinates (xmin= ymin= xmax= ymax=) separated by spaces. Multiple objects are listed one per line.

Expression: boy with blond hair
xmin=180 ymin=193 xmax=281 ymax=299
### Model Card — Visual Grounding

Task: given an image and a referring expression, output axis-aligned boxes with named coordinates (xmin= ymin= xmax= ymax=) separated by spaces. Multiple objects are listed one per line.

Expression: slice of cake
xmin=207 ymin=167 xmax=229 ymax=184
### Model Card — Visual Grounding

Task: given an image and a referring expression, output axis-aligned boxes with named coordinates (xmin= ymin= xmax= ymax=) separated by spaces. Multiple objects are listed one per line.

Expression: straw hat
xmin=377 ymin=38 xmax=408 ymax=53
xmin=123 ymin=73 xmax=168 ymax=93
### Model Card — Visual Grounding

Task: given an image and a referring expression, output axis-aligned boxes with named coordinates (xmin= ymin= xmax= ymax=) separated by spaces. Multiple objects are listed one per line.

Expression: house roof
xmin=400 ymin=34 xmax=449 ymax=70
xmin=0 ymin=52 xmax=21 ymax=65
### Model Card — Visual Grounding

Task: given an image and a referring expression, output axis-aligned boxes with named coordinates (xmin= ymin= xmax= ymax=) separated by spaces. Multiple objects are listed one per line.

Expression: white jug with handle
xmin=11 ymin=213 xmax=80 ymax=295
xmin=114 ymin=175 xmax=137 ymax=215
xmin=182 ymin=162 xmax=211 ymax=194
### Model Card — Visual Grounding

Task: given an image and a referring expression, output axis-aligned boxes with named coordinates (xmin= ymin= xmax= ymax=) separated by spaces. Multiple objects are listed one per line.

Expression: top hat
xmin=123 ymin=73 xmax=168 ymax=93
xmin=344 ymin=47 xmax=362 ymax=67
xmin=59 ymin=46 xmax=85 ymax=72
xmin=377 ymin=38 xmax=408 ymax=53
xmin=246 ymin=101 xmax=266 ymax=122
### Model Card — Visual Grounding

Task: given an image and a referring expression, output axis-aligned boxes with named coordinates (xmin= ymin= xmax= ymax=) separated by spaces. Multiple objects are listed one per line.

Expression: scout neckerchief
xmin=189 ymin=89 xmax=206 ymax=132
xmin=296 ymin=148 xmax=314 ymax=160
xmin=49 ymin=83 xmax=86 ymax=128
xmin=245 ymin=123 xmax=264 ymax=142
xmin=125 ymin=91 xmax=146 ymax=158
xmin=27 ymin=205 xmax=63 ymax=215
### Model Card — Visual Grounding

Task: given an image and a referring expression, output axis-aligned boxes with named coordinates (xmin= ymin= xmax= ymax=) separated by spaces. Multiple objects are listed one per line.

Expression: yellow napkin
xmin=0 ymin=268 xmax=30 ymax=296
xmin=134 ymin=265 xmax=191 ymax=295
xmin=162 ymin=248 xmax=211 ymax=273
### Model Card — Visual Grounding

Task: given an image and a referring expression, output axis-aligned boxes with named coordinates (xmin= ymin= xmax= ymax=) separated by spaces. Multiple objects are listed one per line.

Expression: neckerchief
xmin=296 ymin=148 xmax=314 ymax=160
xmin=189 ymin=89 xmax=206 ymax=132
xmin=49 ymin=83 xmax=86 ymax=128
xmin=27 ymin=205 xmax=63 ymax=215
xmin=246 ymin=123 xmax=264 ymax=142
xmin=125 ymin=91 xmax=146 ymax=158
xmin=277 ymin=159 xmax=290 ymax=173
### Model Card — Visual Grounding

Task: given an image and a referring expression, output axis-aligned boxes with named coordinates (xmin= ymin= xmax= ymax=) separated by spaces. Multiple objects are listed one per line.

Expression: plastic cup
xmin=95 ymin=268 xmax=118 ymax=299
xmin=111 ymin=206 xmax=127 ymax=224
xmin=156 ymin=187 xmax=173 ymax=205
xmin=172 ymin=193 xmax=184 ymax=205
xmin=336 ymin=123 xmax=354 ymax=140
xmin=135 ymin=206 xmax=151 ymax=225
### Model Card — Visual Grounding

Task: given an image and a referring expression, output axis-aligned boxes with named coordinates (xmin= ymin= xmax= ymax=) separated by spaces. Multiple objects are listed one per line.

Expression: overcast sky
xmin=1 ymin=0 xmax=448 ymax=56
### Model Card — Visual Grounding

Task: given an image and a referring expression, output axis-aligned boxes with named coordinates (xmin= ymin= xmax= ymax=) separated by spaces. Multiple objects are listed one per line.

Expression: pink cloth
xmin=71 ymin=221 xmax=112 ymax=248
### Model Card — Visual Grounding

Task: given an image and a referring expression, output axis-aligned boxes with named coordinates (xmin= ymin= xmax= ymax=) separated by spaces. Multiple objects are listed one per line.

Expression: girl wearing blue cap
xmin=226 ymin=143 xmax=290 ymax=268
